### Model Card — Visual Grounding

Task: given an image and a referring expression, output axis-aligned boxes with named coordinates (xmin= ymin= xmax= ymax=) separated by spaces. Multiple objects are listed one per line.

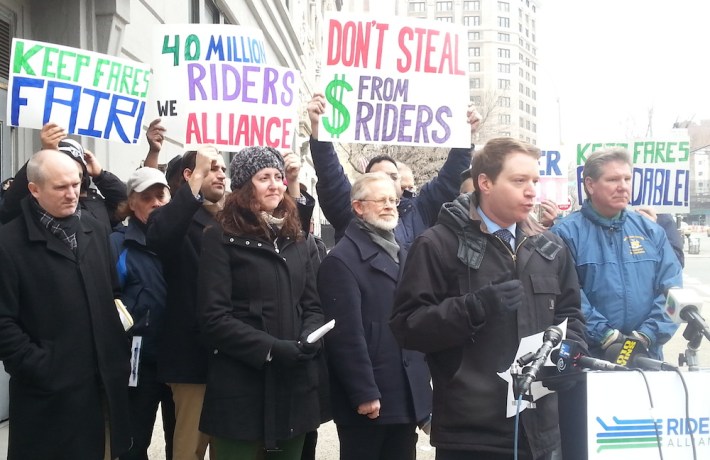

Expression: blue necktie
xmin=494 ymin=228 xmax=514 ymax=250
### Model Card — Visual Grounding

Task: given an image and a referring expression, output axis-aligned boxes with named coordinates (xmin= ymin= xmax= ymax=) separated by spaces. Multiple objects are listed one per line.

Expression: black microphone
xmin=608 ymin=337 xmax=678 ymax=371
xmin=520 ymin=325 xmax=563 ymax=393
xmin=551 ymin=341 xmax=628 ymax=372
xmin=680 ymin=306 xmax=710 ymax=342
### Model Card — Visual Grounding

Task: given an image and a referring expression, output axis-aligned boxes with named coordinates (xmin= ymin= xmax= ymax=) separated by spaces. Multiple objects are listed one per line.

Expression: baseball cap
xmin=126 ymin=167 xmax=169 ymax=195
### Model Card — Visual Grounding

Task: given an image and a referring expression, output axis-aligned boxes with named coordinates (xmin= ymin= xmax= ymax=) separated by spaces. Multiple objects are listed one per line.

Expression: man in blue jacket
xmin=307 ymin=93 xmax=480 ymax=250
xmin=552 ymin=147 xmax=683 ymax=360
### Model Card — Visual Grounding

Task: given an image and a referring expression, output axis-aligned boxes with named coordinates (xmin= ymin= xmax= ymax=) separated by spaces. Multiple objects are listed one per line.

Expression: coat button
xmin=229 ymin=238 xmax=234 ymax=242
xmin=257 ymin=243 xmax=262 ymax=247
xmin=213 ymin=349 xmax=219 ymax=355
xmin=282 ymin=257 xmax=286 ymax=261
xmin=246 ymin=241 xmax=250 ymax=245
xmin=275 ymin=248 xmax=280 ymax=253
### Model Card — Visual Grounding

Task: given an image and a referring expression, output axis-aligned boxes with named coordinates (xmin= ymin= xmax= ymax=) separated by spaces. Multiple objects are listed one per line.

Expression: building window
xmin=532 ymin=123 xmax=537 ymax=133
xmin=436 ymin=16 xmax=454 ymax=22
xmin=519 ymin=117 xmax=525 ymax=128
xmin=464 ymin=1 xmax=480 ymax=10
xmin=498 ymin=79 xmax=511 ymax=89
xmin=519 ymin=67 xmax=524 ymax=77
xmin=497 ymin=48 xmax=510 ymax=58
xmin=525 ymin=103 xmax=530 ymax=113
xmin=526 ymin=87 xmax=530 ymax=96
xmin=498 ymin=17 xmax=510 ymax=28
xmin=519 ymin=100 xmax=524 ymax=109
xmin=469 ymin=31 xmax=480 ymax=40
xmin=498 ymin=96 xmax=511 ymax=107
xmin=470 ymin=47 xmax=481 ymax=57
xmin=191 ymin=0 xmax=225 ymax=23
xmin=499 ymin=114 xmax=511 ymax=125
xmin=409 ymin=1 xmax=426 ymax=12
xmin=501 ymin=131 xmax=511 ymax=137
xmin=464 ymin=15 xmax=481 ymax=26
xmin=437 ymin=1 xmax=453 ymax=12
xmin=469 ymin=61 xmax=481 ymax=72
xmin=519 ymin=83 xmax=524 ymax=93
xmin=498 ymin=32 xmax=510 ymax=42
xmin=498 ymin=63 xmax=510 ymax=73
xmin=472 ymin=95 xmax=482 ymax=105
xmin=532 ymin=90 xmax=536 ymax=100
xmin=498 ymin=1 xmax=510 ymax=12
xmin=470 ymin=78 xmax=481 ymax=89
xmin=532 ymin=106 xmax=536 ymax=116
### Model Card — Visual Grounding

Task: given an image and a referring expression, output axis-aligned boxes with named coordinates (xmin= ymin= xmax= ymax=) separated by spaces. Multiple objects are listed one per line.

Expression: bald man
xmin=0 ymin=150 xmax=131 ymax=460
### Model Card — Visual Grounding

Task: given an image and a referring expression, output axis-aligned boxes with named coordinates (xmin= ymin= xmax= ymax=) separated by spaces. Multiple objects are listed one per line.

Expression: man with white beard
xmin=317 ymin=172 xmax=432 ymax=460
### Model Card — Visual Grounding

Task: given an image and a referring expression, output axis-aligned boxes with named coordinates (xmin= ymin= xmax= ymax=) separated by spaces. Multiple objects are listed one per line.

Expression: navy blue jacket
xmin=309 ymin=139 xmax=471 ymax=250
xmin=318 ymin=220 xmax=432 ymax=426
xmin=110 ymin=219 xmax=167 ymax=363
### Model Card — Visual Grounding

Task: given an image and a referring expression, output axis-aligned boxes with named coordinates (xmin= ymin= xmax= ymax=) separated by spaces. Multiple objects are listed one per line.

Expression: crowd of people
xmin=0 ymin=92 xmax=685 ymax=460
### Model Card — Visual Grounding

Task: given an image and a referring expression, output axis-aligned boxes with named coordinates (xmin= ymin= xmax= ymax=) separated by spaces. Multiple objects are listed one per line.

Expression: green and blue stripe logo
xmin=596 ymin=416 xmax=663 ymax=452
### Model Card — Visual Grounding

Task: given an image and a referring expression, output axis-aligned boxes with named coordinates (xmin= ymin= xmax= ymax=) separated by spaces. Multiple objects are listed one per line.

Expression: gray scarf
xmin=31 ymin=198 xmax=81 ymax=254
xmin=354 ymin=217 xmax=399 ymax=263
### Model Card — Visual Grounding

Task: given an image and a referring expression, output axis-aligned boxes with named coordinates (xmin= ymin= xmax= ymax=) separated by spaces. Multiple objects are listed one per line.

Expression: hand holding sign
xmin=40 ymin=122 xmax=67 ymax=150
xmin=307 ymin=93 xmax=326 ymax=139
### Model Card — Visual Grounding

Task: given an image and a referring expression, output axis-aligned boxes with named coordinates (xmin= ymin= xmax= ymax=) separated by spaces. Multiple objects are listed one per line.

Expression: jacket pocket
xmin=529 ymin=274 xmax=560 ymax=325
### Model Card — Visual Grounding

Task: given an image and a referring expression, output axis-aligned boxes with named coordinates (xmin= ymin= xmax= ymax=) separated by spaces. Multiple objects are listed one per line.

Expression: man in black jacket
xmin=0 ymin=150 xmax=131 ymax=459
xmin=390 ymin=138 xmax=586 ymax=460
xmin=319 ymin=172 xmax=432 ymax=460
xmin=146 ymin=145 xmax=226 ymax=460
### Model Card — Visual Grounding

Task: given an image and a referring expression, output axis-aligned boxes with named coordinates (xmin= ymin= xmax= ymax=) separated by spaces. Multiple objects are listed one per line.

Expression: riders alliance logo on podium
xmin=595 ymin=416 xmax=663 ymax=453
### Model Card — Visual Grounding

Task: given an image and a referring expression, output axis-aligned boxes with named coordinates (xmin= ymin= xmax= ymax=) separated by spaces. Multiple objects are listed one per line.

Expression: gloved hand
xmin=465 ymin=279 xmax=524 ymax=325
xmin=297 ymin=337 xmax=322 ymax=358
xmin=271 ymin=340 xmax=308 ymax=367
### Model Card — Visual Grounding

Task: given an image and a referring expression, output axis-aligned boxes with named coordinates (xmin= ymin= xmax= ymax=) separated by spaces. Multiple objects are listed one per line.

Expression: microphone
xmin=520 ymin=325 xmax=563 ymax=393
xmin=608 ymin=337 xmax=678 ymax=371
xmin=552 ymin=339 xmax=628 ymax=372
xmin=665 ymin=287 xmax=710 ymax=341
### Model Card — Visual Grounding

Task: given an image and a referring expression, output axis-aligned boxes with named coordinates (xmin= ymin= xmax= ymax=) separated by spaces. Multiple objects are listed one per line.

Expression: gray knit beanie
xmin=230 ymin=146 xmax=285 ymax=189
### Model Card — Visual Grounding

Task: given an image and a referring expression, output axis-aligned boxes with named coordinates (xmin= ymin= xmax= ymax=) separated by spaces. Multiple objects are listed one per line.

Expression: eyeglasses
xmin=359 ymin=197 xmax=400 ymax=207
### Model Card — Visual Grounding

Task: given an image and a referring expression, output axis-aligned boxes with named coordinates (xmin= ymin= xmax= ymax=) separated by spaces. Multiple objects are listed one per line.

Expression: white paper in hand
xmin=306 ymin=319 xmax=335 ymax=343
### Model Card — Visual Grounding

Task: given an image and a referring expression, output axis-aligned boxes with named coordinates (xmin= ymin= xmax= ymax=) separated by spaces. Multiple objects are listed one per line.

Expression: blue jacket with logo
xmin=551 ymin=201 xmax=682 ymax=359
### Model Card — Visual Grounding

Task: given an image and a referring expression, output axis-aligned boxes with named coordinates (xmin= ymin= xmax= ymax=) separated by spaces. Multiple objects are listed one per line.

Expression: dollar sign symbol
xmin=322 ymin=74 xmax=352 ymax=138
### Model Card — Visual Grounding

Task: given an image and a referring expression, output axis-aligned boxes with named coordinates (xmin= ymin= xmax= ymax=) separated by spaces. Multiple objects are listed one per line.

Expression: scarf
xmin=354 ymin=217 xmax=400 ymax=263
xmin=31 ymin=198 xmax=81 ymax=254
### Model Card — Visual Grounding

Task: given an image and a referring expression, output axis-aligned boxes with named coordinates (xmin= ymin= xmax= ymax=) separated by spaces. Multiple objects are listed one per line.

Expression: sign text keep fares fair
xmin=321 ymin=15 xmax=470 ymax=148
xmin=8 ymin=38 xmax=151 ymax=144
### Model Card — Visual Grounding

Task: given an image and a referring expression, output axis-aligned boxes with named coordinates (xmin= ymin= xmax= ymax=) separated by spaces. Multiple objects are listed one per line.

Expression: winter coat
xmin=390 ymin=193 xmax=586 ymax=458
xmin=197 ymin=225 xmax=324 ymax=446
xmin=0 ymin=198 xmax=131 ymax=459
xmin=318 ymin=220 xmax=432 ymax=426
xmin=110 ymin=218 xmax=167 ymax=363
xmin=309 ymin=138 xmax=470 ymax=250
xmin=551 ymin=201 xmax=682 ymax=359
xmin=146 ymin=184 xmax=216 ymax=383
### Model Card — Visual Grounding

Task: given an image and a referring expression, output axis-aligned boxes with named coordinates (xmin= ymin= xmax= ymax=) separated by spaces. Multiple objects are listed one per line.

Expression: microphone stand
xmin=678 ymin=321 xmax=704 ymax=371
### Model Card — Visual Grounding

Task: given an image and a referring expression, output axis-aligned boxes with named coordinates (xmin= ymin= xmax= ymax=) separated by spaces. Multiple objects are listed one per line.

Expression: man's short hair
xmin=582 ymin=148 xmax=632 ymax=199
xmin=365 ymin=155 xmax=397 ymax=172
xmin=470 ymin=138 xmax=539 ymax=194
xmin=351 ymin=172 xmax=396 ymax=203
xmin=27 ymin=150 xmax=53 ymax=185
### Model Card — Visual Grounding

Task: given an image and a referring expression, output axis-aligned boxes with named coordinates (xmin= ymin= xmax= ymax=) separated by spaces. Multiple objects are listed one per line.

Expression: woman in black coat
xmin=198 ymin=146 xmax=324 ymax=460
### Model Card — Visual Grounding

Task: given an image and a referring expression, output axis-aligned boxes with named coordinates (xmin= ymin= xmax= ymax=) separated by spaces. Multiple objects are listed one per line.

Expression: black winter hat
xmin=229 ymin=146 xmax=285 ymax=189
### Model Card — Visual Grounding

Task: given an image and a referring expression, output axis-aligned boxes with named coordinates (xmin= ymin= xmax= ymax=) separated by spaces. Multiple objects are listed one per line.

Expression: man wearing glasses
xmin=307 ymin=93 xmax=481 ymax=250
xmin=318 ymin=172 xmax=432 ymax=460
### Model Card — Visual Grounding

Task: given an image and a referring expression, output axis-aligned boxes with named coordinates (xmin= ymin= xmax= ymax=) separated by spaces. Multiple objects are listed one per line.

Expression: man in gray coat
xmin=0 ymin=150 xmax=131 ymax=459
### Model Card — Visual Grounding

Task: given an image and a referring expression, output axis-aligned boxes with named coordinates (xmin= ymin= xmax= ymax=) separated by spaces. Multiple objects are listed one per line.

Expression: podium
xmin=558 ymin=371 xmax=710 ymax=459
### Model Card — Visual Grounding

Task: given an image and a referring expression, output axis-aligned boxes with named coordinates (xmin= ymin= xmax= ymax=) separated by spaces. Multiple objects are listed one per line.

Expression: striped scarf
xmin=31 ymin=199 xmax=81 ymax=253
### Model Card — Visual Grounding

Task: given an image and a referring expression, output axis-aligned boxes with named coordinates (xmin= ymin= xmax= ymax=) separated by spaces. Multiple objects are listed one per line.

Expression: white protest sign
xmin=320 ymin=14 xmax=470 ymax=148
xmin=8 ymin=38 xmax=151 ymax=144
xmin=574 ymin=140 xmax=690 ymax=214
xmin=151 ymin=24 xmax=300 ymax=150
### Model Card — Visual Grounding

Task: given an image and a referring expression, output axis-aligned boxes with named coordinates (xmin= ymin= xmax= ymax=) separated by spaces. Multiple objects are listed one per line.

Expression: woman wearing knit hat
xmin=197 ymin=146 xmax=324 ymax=459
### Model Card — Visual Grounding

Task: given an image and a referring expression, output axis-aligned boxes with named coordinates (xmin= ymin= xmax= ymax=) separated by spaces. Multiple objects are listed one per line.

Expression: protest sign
xmin=537 ymin=149 xmax=572 ymax=210
xmin=574 ymin=140 xmax=690 ymax=213
xmin=319 ymin=14 xmax=470 ymax=148
xmin=151 ymin=24 xmax=300 ymax=149
xmin=7 ymin=38 xmax=151 ymax=144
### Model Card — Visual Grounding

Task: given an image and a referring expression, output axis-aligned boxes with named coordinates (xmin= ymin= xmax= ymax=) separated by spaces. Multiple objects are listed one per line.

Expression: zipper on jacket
xmin=495 ymin=235 xmax=527 ymax=263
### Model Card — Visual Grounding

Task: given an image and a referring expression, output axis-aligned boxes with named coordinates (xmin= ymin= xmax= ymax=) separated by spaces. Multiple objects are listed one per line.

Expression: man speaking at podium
xmin=552 ymin=147 xmax=683 ymax=361
xmin=391 ymin=138 xmax=587 ymax=459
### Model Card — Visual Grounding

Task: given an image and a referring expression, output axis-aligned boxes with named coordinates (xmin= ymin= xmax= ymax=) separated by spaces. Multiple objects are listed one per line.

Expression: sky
xmin=536 ymin=0 xmax=710 ymax=146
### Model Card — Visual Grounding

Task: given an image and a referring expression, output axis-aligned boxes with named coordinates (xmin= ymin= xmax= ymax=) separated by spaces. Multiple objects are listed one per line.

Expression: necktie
xmin=494 ymin=228 xmax=514 ymax=249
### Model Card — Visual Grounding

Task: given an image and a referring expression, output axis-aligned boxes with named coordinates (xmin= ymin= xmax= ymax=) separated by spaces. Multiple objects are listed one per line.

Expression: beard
xmin=367 ymin=214 xmax=398 ymax=231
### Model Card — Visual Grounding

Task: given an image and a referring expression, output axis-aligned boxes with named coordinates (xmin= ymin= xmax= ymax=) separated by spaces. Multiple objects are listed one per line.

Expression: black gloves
xmin=465 ymin=279 xmax=524 ymax=325
xmin=271 ymin=339 xmax=319 ymax=367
